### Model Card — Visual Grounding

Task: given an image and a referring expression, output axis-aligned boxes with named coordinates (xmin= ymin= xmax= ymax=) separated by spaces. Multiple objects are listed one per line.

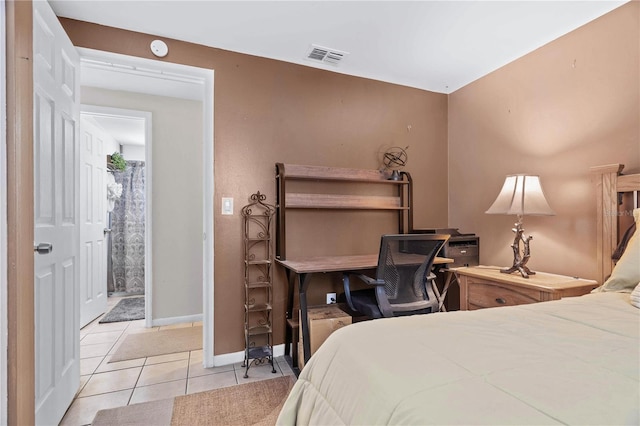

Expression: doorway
xmin=79 ymin=105 xmax=152 ymax=328
xmin=76 ymin=48 xmax=215 ymax=366
xmin=29 ymin=3 xmax=215 ymax=420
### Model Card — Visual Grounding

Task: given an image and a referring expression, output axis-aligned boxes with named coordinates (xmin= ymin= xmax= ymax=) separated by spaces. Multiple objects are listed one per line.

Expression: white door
xmin=33 ymin=1 xmax=81 ymax=424
xmin=79 ymin=117 xmax=108 ymax=327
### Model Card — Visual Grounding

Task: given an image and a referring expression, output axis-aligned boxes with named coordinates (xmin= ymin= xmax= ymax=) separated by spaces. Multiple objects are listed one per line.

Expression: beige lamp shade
xmin=485 ymin=175 xmax=555 ymax=216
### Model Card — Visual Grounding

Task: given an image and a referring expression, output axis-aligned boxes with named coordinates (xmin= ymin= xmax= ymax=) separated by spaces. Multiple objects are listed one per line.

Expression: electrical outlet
xmin=326 ymin=292 xmax=337 ymax=304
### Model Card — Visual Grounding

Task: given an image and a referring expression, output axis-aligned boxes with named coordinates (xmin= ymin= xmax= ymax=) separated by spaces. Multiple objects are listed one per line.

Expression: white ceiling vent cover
xmin=305 ymin=45 xmax=349 ymax=66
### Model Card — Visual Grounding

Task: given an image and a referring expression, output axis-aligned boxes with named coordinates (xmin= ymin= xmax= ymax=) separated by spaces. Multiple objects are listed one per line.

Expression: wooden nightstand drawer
xmin=467 ymin=278 xmax=540 ymax=310
xmin=456 ymin=266 xmax=598 ymax=311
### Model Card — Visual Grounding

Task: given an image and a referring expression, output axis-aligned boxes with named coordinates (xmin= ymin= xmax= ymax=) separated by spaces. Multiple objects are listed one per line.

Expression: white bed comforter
xmin=277 ymin=292 xmax=639 ymax=425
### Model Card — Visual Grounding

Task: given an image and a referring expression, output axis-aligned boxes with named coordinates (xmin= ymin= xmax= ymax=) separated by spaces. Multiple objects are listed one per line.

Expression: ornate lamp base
xmin=501 ymin=216 xmax=535 ymax=279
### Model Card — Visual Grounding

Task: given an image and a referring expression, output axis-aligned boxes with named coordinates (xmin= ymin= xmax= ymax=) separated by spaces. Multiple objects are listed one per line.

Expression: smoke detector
xmin=305 ymin=44 xmax=349 ymax=66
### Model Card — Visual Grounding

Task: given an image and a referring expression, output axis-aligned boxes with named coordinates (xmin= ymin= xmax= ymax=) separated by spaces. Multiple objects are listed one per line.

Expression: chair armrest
xmin=342 ymin=274 xmax=357 ymax=312
xmin=353 ymin=274 xmax=385 ymax=286
xmin=342 ymin=273 xmax=384 ymax=313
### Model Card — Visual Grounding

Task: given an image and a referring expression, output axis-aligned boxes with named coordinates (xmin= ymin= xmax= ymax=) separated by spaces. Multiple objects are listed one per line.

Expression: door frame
xmin=80 ymin=105 xmax=153 ymax=326
xmin=77 ymin=48 xmax=215 ymax=366
xmin=1 ymin=0 xmax=8 ymax=423
xmin=6 ymin=1 xmax=35 ymax=423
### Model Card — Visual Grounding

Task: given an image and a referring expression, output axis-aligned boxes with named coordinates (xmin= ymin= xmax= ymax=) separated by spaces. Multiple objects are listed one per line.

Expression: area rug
xmin=171 ymin=375 xmax=296 ymax=426
xmin=109 ymin=326 xmax=202 ymax=362
xmin=91 ymin=375 xmax=297 ymax=426
xmin=99 ymin=297 xmax=145 ymax=323
xmin=92 ymin=398 xmax=174 ymax=426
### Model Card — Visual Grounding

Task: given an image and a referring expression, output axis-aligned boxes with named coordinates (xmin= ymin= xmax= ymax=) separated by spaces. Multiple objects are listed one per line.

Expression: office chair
xmin=342 ymin=234 xmax=449 ymax=319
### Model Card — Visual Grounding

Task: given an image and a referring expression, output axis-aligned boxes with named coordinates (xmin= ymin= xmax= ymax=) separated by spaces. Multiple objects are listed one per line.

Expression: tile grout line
xmin=122 ymin=318 xmax=142 ymax=406
xmin=185 ymin=350 xmax=193 ymax=395
xmin=126 ymin=359 xmax=146 ymax=406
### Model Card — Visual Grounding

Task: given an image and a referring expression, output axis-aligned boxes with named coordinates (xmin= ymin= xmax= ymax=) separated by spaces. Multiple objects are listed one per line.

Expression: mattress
xmin=277 ymin=292 xmax=639 ymax=425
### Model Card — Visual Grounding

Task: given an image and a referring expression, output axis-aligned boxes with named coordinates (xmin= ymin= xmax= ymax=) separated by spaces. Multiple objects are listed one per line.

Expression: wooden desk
xmin=277 ymin=254 xmax=454 ymax=365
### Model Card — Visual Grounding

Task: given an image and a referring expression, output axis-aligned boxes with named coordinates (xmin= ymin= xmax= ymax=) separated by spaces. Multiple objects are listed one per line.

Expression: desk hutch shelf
xmin=275 ymin=163 xmax=414 ymax=260
xmin=241 ymin=192 xmax=277 ymax=378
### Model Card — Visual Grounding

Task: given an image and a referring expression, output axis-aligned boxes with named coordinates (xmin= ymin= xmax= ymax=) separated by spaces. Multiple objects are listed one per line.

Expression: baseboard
xmin=150 ymin=313 xmax=203 ymax=327
xmin=212 ymin=344 xmax=285 ymax=367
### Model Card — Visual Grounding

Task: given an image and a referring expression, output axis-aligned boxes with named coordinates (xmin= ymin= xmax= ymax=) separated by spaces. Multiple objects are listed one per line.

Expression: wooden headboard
xmin=591 ymin=164 xmax=640 ymax=284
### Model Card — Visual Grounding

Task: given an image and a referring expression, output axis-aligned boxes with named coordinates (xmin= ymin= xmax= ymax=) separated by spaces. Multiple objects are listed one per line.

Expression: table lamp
xmin=485 ymin=174 xmax=555 ymax=278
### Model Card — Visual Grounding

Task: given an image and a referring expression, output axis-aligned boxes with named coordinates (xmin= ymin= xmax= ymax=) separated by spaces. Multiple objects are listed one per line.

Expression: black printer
xmin=411 ymin=228 xmax=479 ymax=310
xmin=411 ymin=228 xmax=479 ymax=267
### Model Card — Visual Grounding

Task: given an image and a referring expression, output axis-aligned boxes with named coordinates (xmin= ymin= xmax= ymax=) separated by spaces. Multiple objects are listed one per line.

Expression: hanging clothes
xmin=106 ymin=172 xmax=123 ymax=212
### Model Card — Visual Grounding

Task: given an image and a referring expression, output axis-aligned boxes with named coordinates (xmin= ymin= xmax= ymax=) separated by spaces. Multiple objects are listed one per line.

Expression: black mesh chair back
xmin=342 ymin=234 xmax=449 ymax=318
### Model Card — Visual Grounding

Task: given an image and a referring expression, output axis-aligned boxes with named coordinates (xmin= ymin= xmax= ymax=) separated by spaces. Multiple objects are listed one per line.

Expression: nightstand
xmin=455 ymin=266 xmax=599 ymax=310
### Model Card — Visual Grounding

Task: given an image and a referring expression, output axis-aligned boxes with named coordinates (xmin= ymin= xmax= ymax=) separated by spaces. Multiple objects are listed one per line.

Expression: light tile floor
xmin=60 ymin=296 xmax=295 ymax=426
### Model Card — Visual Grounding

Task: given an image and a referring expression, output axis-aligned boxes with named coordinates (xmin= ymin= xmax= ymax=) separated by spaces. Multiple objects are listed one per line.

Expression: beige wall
xmin=448 ymin=2 xmax=639 ymax=280
xmin=63 ymin=19 xmax=449 ymax=354
xmin=82 ymin=87 xmax=204 ymax=320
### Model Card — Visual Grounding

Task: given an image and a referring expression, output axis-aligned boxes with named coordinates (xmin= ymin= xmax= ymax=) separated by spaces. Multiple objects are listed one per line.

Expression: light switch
xmin=222 ymin=197 xmax=233 ymax=215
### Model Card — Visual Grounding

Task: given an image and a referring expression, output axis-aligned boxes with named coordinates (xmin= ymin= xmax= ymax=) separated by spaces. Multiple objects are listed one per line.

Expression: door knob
xmin=103 ymin=228 xmax=112 ymax=235
xmin=34 ymin=242 xmax=53 ymax=255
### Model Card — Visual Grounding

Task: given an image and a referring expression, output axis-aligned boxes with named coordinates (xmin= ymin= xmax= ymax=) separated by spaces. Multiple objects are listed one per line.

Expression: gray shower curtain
xmin=111 ymin=160 xmax=145 ymax=294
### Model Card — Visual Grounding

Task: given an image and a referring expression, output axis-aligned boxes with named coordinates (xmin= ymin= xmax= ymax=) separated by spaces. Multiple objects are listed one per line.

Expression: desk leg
xmin=438 ymin=269 xmax=457 ymax=312
xmin=299 ymin=273 xmax=312 ymax=364
xmin=429 ymin=275 xmax=444 ymax=312
xmin=285 ymin=269 xmax=296 ymax=320
xmin=284 ymin=269 xmax=296 ymax=358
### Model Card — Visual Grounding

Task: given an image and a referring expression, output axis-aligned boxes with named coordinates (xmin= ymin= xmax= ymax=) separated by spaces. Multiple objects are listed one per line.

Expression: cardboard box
xmin=300 ymin=305 xmax=352 ymax=362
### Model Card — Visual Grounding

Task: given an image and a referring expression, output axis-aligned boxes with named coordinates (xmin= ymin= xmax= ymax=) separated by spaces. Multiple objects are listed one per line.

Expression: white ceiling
xmin=50 ymin=0 xmax=628 ymax=94
xmin=83 ymin=113 xmax=146 ymax=146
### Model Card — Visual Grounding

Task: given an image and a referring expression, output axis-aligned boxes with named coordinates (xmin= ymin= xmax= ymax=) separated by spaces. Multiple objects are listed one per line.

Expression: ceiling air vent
xmin=305 ymin=45 xmax=349 ymax=66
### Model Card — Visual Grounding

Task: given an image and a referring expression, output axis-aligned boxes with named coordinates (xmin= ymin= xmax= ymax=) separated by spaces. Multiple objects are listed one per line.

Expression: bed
xmin=277 ymin=164 xmax=640 ymax=425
